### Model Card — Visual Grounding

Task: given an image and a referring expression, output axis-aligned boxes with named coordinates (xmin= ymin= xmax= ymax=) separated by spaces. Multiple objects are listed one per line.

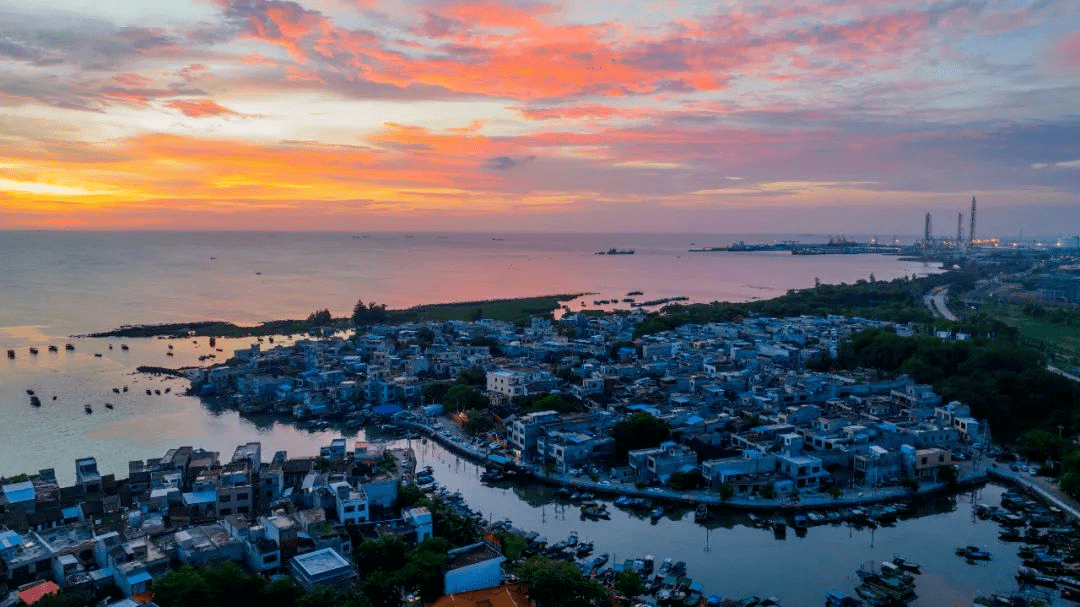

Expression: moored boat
xmin=891 ymin=555 xmax=921 ymax=574
xmin=956 ymin=545 xmax=992 ymax=561
xmin=48 ymin=345 xmax=57 ymax=352
xmin=694 ymin=504 xmax=710 ymax=523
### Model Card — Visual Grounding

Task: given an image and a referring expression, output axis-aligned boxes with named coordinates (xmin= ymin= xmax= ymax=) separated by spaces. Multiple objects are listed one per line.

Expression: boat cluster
xmin=973 ymin=490 xmax=1080 ymax=601
xmin=487 ymin=519 xmax=782 ymax=606
xmin=745 ymin=502 xmax=914 ymax=539
xmin=8 ymin=344 xmax=75 ymax=359
xmin=826 ymin=557 xmax=920 ymax=607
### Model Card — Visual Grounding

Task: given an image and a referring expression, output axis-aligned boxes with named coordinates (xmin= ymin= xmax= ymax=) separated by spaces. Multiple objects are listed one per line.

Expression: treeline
xmin=1023 ymin=303 xmax=1080 ymax=327
xmin=634 ymin=271 xmax=975 ymax=337
xmin=813 ymin=328 xmax=1079 ymax=442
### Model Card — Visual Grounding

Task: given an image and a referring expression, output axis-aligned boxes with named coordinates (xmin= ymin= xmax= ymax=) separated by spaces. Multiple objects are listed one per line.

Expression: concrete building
xmin=289 ymin=547 xmax=357 ymax=591
xmin=444 ymin=543 xmax=506 ymax=595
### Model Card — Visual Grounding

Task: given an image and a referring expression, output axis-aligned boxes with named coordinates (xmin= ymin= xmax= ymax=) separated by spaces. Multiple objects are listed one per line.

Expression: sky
xmin=1 ymin=0 xmax=1078 ymax=236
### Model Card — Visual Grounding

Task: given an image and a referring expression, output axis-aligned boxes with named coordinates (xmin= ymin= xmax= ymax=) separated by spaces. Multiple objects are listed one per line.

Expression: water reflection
xmin=410 ymin=441 xmax=1028 ymax=607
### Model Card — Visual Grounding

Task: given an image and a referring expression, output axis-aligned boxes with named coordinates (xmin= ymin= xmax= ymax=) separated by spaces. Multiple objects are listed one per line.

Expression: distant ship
xmin=597 ymin=248 xmax=635 ymax=255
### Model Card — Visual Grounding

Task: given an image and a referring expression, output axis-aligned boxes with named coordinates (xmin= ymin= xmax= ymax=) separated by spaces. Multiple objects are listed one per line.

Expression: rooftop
xmin=292 ymin=547 xmax=351 ymax=576
xmin=447 ymin=542 xmax=504 ymax=571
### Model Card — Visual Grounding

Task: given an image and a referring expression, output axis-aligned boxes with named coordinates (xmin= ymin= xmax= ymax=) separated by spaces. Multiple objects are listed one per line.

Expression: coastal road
xmin=1048 ymin=364 xmax=1080 ymax=383
xmin=925 ymin=286 xmax=958 ymax=321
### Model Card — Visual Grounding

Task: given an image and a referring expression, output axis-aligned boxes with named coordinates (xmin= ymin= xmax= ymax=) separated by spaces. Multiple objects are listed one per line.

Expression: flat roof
xmin=447 ymin=542 xmax=504 ymax=571
xmin=18 ymin=581 xmax=60 ymax=605
xmin=292 ymin=547 xmax=351 ymax=576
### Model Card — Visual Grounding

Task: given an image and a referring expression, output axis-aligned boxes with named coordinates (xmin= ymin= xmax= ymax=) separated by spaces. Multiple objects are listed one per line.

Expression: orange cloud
xmin=164 ymin=98 xmax=243 ymax=117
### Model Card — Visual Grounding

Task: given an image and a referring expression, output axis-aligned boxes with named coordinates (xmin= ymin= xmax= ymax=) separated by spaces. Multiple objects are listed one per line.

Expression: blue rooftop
xmin=0 ymin=530 xmax=23 ymax=550
xmin=126 ymin=571 xmax=153 ymax=585
xmin=2 ymin=481 xmax=34 ymax=504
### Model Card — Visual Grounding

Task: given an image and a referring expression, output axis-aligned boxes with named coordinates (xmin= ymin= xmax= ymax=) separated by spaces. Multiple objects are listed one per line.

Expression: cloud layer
xmin=1 ymin=0 xmax=1078 ymax=233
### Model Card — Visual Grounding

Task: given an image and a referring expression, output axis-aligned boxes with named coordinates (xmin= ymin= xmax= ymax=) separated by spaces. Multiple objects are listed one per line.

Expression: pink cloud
xmin=164 ymin=98 xmax=242 ymax=117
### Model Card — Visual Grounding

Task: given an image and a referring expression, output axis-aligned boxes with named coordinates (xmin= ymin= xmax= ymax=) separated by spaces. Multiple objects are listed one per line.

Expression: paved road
xmin=925 ymin=286 xmax=958 ymax=321
xmin=1048 ymin=364 xmax=1080 ymax=383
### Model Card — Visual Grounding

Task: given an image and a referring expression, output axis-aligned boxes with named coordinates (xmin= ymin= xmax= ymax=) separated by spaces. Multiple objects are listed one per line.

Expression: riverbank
xmin=408 ymin=416 xmax=989 ymax=514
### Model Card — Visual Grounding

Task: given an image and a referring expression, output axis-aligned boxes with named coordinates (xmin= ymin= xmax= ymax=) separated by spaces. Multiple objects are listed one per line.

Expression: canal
xmin=411 ymin=439 xmax=1035 ymax=607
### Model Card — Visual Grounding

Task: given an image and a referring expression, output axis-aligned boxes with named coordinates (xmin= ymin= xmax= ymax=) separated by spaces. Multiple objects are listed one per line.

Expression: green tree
xmin=400 ymin=538 xmax=452 ymax=602
xmin=354 ymin=536 xmax=409 ymax=576
xmin=456 ymin=366 xmax=487 ymax=386
xmin=718 ymin=483 xmax=735 ymax=502
xmin=514 ymin=557 xmax=607 ymax=607
xmin=463 ymin=409 xmax=494 ymax=435
xmin=262 ymin=578 xmax=303 ymax=607
xmin=422 ymin=382 xmax=452 ymax=405
xmin=614 ymin=570 xmax=646 ymax=598
xmin=298 ymin=586 xmax=370 ymax=607
xmin=518 ymin=393 xmax=577 ymax=414
xmin=444 ymin=385 xmax=489 ymax=411
xmin=1020 ymin=430 xmax=1065 ymax=464
xmin=307 ymin=308 xmax=333 ymax=325
xmin=938 ymin=464 xmax=958 ymax=485
xmin=152 ymin=566 xmax=213 ymax=607
xmin=667 ymin=470 xmax=705 ymax=491
xmin=361 ymin=569 xmax=403 ymax=607
xmin=1060 ymin=446 xmax=1080 ymax=498
xmin=495 ymin=532 xmax=529 ymax=561
xmin=352 ymin=299 xmax=389 ymax=325
xmin=31 ymin=591 xmax=94 ymax=607
xmin=611 ymin=412 xmax=671 ymax=458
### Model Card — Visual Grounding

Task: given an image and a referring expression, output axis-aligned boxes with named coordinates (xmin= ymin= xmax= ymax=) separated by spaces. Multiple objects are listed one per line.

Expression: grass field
xmin=990 ymin=302 xmax=1080 ymax=369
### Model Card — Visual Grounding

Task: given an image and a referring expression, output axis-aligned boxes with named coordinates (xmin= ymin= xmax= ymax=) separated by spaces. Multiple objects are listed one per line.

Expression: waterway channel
xmin=410 ymin=439 xmax=1041 ymax=607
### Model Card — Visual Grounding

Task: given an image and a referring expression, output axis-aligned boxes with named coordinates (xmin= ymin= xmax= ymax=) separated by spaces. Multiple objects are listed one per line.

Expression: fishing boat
xmin=121 ymin=344 xmax=129 ymax=351
xmin=694 ymin=504 xmax=710 ymax=523
xmin=146 ymin=389 xmax=152 ymax=395
xmin=105 ymin=403 xmax=114 ymax=409
xmin=7 ymin=349 xmax=14 ymax=359
xmin=84 ymin=404 xmax=93 ymax=414
xmin=26 ymin=388 xmax=34 ymax=395
xmin=123 ymin=386 xmax=128 ymax=392
xmin=30 ymin=396 xmax=41 ymax=407
xmin=48 ymin=345 xmax=58 ymax=352
xmin=891 ymin=555 xmax=921 ymax=573
xmin=65 ymin=343 xmax=74 ymax=351
xmin=29 ymin=347 xmax=38 ymax=355
xmin=956 ymin=545 xmax=992 ymax=560
xmin=580 ymin=503 xmax=610 ymax=519
xmin=113 ymin=387 xmax=120 ymax=394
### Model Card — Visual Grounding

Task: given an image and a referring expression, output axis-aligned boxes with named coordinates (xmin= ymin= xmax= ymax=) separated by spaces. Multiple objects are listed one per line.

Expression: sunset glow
xmin=2 ymin=0 xmax=1078 ymax=233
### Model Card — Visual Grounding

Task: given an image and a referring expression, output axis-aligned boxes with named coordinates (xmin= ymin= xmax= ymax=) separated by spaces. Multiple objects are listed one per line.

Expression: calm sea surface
xmin=0 ymin=231 xmax=1032 ymax=605
xmin=0 ymin=231 xmax=938 ymax=481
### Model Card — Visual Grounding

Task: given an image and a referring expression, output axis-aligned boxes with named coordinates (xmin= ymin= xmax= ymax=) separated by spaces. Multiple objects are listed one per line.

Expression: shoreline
xmin=80 ymin=293 xmax=587 ymax=338
xmin=405 ymin=417 xmax=996 ymax=516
